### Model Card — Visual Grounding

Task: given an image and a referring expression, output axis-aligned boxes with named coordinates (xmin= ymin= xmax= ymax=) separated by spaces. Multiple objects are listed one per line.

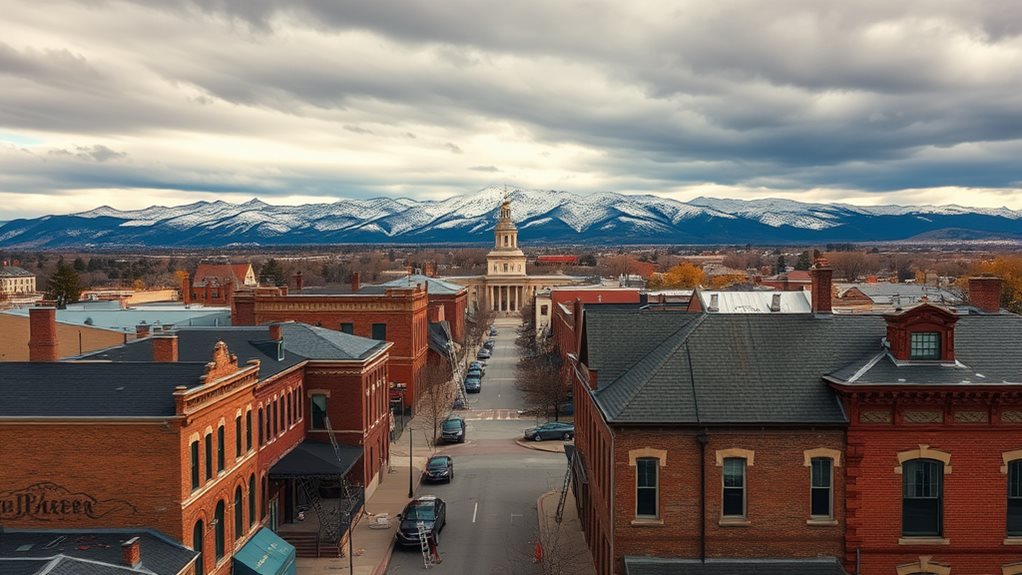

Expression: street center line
xmin=473 ymin=502 xmax=479 ymax=523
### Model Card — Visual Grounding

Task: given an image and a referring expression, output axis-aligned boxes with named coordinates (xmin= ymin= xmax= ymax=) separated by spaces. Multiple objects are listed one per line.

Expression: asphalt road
xmin=386 ymin=319 xmax=566 ymax=574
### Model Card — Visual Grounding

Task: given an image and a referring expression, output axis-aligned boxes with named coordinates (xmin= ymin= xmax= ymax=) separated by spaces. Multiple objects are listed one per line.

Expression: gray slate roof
xmin=585 ymin=308 xmax=1022 ymax=425
xmin=0 ymin=530 xmax=197 ymax=575
xmin=369 ymin=274 xmax=465 ymax=295
xmin=624 ymin=557 xmax=848 ymax=575
xmin=0 ymin=363 xmax=208 ymax=417
xmin=0 ymin=266 xmax=33 ymax=277
xmin=81 ymin=323 xmax=389 ymax=378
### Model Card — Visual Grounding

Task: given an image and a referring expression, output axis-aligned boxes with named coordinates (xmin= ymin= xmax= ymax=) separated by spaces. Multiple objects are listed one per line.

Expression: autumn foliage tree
xmin=647 ymin=261 xmax=705 ymax=290
xmin=974 ymin=256 xmax=1022 ymax=314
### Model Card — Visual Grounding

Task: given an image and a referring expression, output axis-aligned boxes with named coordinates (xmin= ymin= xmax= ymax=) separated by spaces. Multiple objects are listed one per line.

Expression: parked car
xmin=524 ymin=422 xmax=575 ymax=441
xmin=476 ymin=348 xmax=491 ymax=360
xmin=464 ymin=374 xmax=482 ymax=393
xmin=466 ymin=367 xmax=483 ymax=379
xmin=489 ymin=327 xmax=498 ymax=336
xmin=423 ymin=455 xmax=454 ymax=483
xmin=440 ymin=416 xmax=466 ymax=443
xmin=484 ymin=339 xmax=496 ymax=349
xmin=396 ymin=496 xmax=447 ymax=546
xmin=469 ymin=361 xmax=486 ymax=375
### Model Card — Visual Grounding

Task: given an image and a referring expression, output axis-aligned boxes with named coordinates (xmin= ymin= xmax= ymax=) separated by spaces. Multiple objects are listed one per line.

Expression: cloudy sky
xmin=2 ymin=1 xmax=1022 ymax=219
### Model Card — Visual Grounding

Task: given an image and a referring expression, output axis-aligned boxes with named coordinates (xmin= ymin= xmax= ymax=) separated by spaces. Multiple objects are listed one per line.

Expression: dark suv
xmin=396 ymin=496 xmax=447 ymax=546
xmin=440 ymin=416 xmax=466 ymax=443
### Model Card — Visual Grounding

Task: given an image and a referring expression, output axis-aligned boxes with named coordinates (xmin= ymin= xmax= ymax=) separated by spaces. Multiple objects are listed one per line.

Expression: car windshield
xmin=404 ymin=503 xmax=436 ymax=521
xmin=427 ymin=458 xmax=448 ymax=469
xmin=442 ymin=420 xmax=461 ymax=431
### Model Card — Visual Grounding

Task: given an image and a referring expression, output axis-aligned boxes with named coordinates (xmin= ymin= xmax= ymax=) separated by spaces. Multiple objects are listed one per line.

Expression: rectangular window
xmin=217 ymin=426 xmax=225 ymax=472
xmin=635 ymin=458 xmax=658 ymax=518
xmin=810 ymin=458 xmax=833 ymax=517
xmin=903 ymin=459 xmax=942 ymax=536
xmin=340 ymin=322 xmax=354 ymax=335
xmin=245 ymin=411 xmax=253 ymax=452
xmin=1009 ymin=460 xmax=1022 ymax=536
xmin=235 ymin=416 xmax=242 ymax=459
xmin=258 ymin=409 xmax=264 ymax=446
xmin=311 ymin=394 xmax=328 ymax=429
xmin=371 ymin=323 xmax=387 ymax=340
xmin=722 ymin=458 xmax=746 ymax=518
xmin=910 ymin=332 xmax=940 ymax=360
xmin=204 ymin=434 xmax=213 ymax=480
xmin=190 ymin=440 xmax=200 ymax=490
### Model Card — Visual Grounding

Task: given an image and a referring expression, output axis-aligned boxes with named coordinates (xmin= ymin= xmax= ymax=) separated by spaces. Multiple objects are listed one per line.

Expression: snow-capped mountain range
xmin=1 ymin=186 xmax=1020 ymax=248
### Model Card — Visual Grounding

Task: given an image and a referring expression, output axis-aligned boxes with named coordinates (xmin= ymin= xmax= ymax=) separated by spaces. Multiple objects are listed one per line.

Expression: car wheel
xmin=562 ymin=432 xmax=572 ymax=441
xmin=533 ymin=433 xmax=543 ymax=441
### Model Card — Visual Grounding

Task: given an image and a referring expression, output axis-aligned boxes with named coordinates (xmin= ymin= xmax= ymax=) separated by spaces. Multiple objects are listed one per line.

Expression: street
xmin=386 ymin=319 xmax=567 ymax=574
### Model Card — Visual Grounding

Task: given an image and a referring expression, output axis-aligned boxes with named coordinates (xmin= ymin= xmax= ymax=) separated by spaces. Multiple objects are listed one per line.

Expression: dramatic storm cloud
xmin=1 ymin=0 xmax=1021 ymax=218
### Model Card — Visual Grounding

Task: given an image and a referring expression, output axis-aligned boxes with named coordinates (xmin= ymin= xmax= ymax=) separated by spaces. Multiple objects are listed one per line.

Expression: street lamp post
xmin=408 ymin=427 xmax=414 ymax=498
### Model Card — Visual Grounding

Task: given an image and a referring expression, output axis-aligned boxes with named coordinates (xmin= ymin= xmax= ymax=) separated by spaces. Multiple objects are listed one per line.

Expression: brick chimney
xmin=969 ymin=276 xmax=1002 ymax=313
xmin=152 ymin=333 xmax=179 ymax=362
xmin=351 ymin=272 xmax=361 ymax=293
xmin=428 ymin=304 xmax=445 ymax=323
xmin=28 ymin=307 xmax=59 ymax=362
xmin=135 ymin=322 xmax=151 ymax=339
xmin=121 ymin=537 xmax=141 ymax=568
xmin=180 ymin=273 xmax=191 ymax=305
xmin=292 ymin=271 xmax=304 ymax=292
xmin=810 ymin=262 xmax=833 ymax=314
xmin=269 ymin=323 xmax=283 ymax=341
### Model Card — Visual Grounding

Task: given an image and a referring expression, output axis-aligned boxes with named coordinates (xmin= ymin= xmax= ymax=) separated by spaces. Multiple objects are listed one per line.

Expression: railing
xmin=338 ymin=487 xmax=366 ymax=538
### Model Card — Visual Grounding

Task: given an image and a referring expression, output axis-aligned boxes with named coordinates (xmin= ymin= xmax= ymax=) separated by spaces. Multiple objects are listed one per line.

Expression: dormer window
xmin=910 ymin=332 xmax=940 ymax=360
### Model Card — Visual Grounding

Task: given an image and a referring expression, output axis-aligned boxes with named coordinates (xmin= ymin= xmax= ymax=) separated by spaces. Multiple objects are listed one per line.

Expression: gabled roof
xmin=364 ymin=274 xmax=465 ymax=295
xmin=192 ymin=263 xmax=253 ymax=287
xmin=0 ymin=530 xmax=197 ymax=575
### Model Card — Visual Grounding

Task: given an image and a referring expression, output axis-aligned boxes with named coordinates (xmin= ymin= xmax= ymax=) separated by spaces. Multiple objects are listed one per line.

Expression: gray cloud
xmin=0 ymin=0 xmax=1021 ymax=216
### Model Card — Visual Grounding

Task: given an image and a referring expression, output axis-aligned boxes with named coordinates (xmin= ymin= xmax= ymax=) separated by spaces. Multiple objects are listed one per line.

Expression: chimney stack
xmin=135 ymin=322 xmax=151 ymax=339
xmin=969 ymin=276 xmax=1002 ymax=313
xmin=180 ymin=273 xmax=191 ymax=305
xmin=28 ymin=307 xmax=59 ymax=362
xmin=292 ymin=271 xmax=304 ymax=292
xmin=428 ymin=304 xmax=445 ymax=324
xmin=269 ymin=323 xmax=283 ymax=341
xmin=810 ymin=261 xmax=833 ymax=314
xmin=121 ymin=537 xmax=141 ymax=568
xmin=351 ymin=272 xmax=361 ymax=293
xmin=152 ymin=333 xmax=179 ymax=362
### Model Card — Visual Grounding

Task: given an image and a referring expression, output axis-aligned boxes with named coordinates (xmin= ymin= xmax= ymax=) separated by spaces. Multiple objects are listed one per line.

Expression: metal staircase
xmin=555 ymin=449 xmax=577 ymax=523
xmin=446 ymin=344 xmax=468 ymax=407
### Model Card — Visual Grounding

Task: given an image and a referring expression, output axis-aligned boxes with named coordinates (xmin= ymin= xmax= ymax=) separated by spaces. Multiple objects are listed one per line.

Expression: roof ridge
xmin=599 ymin=315 xmax=705 ymax=419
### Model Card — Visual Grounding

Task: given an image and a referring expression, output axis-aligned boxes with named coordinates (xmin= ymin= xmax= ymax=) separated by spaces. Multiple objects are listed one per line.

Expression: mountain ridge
xmin=1 ymin=186 xmax=1020 ymax=247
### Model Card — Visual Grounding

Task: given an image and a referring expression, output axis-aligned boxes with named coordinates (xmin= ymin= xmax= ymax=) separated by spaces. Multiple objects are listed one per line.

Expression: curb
xmin=370 ymin=465 xmax=426 ymax=575
xmin=515 ymin=438 xmax=567 ymax=453
xmin=535 ymin=490 xmax=557 ymax=552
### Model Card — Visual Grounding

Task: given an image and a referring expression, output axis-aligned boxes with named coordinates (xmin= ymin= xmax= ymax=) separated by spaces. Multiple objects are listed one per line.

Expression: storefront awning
xmin=269 ymin=441 xmax=362 ymax=479
xmin=233 ymin=528 xmax=297 ymax=575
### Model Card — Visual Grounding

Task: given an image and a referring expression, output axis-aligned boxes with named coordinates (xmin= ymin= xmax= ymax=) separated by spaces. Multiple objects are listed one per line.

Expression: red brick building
xmin=0 ymin=309 xmax=393 ymax=573
xmin=232 ymin=280 xmax=428 ymax=408
xmin=568 ymin=270 xmax=1022 ymax=575
xmin=182 ymin=260 xmax=257 ymax=306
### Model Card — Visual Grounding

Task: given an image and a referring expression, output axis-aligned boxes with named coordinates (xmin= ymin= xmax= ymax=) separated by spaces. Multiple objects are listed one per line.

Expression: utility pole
xmin=404 ymin=426 xmax=408 ymax=500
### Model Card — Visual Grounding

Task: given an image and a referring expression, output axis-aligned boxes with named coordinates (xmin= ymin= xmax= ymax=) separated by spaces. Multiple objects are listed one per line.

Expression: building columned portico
xmin=446 ymin=193 xmax=589 ymax=315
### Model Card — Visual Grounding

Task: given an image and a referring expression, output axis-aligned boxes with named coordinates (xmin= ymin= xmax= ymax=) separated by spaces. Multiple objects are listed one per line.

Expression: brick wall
xmin=0 ymin=313 xmax=127 ymax=361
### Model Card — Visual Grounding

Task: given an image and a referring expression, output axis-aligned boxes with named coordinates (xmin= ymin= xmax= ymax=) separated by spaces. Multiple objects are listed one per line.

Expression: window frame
xmin=809 ymin=457 xmax=833 ymax=518
xmin=246 ymin=410 xmax=253 ymax=452
xmin=214 ymin=501 xmax=225 ymax=560
xmin=1008 ymin=459 xmax=1022 ymax=536
xmin=192 ymin=520 xmax=204 ymax=575
xmin=204 ymin=433 xmax=213 ymax=481
xmin=311 ymin=394 xmax=328 ymax=430
xmin=371 ymin=323 xmax=387 ymax=341
xmin=234 ymin=416 xmax=242 ymax=459
xmin=340 ymin=322 xmax=354 ymax=335
xmin=909 ymin=331 xmax=941 ymax=360
xmin=902 ymin=458 xmax=943 ymax=537
xmin=635 ymin=457 xmax=659 ymax=519
xmin=216 ymin=425 xmax=225 ymax=473
xmin=722 ymin=457 xmax=747 ymax=518
xmin=190 ymin=440 xmax=200 ymax=491
xmin=234 ymin=487 xmax=244 ymax=540
xmin=249 ymin=474 xmax=257 ymax=527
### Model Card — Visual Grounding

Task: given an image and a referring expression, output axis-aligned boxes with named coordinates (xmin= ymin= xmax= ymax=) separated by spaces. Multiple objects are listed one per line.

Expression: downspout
xmin=686 ymin=343 xmax=708 ymax=563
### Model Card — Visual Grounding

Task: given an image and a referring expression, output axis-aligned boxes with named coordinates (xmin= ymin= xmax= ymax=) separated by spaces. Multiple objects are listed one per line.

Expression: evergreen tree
xmin=47 ymin=260 xmax=82 ymax=308
xmin=775 ymin=255 xmax=787 ymax=274
xmin=72 ymin=257 xmax=86 ymax=272
xmin=259 ymin=259 xmax=286 ymax=286
xmin=795 ymin=251 xmax=812 ymax=271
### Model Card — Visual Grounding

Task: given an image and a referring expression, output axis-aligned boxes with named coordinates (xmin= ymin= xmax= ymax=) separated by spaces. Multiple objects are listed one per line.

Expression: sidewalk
xmin=536 ymin=489 xmax=597 ymax=575
xmin=296 ymin=431 xmax=429 ymax=575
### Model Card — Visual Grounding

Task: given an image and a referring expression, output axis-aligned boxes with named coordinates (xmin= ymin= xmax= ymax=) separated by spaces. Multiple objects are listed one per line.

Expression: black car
xmin=476 ymin=348 xmax=491 ymax=360
xmin=466 ymin=367 xmax=483 ymax=379
xmin=423 ymin=455 xmax=454 ymax=482
xmin=484 ymin=339 xmax=496 ymax=349
xmin=440 ymin=416 xmax=466 ymax=443
xmin=489 ymin=327 xmax=498 ymax=336
xmin=396 ymin=496 xmax=447 ymax=546
xmin=464 ymin=374 xmax=482 ymax=393
xmin=469 ymin=361 xmax=486 ymax=375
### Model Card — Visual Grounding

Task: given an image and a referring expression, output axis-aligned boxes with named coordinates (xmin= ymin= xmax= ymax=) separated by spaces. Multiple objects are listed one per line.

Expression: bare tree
xmin=417 ymin=361 xmax=455 ymax=445
xmin=466 ymin=304 xmax=493 ymax=349
xmin=516 ymin=343 xmax=571 ymax=421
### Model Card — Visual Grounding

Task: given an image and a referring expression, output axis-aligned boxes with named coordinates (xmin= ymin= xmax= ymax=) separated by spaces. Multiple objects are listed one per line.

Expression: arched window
xmin=903 ymin=459 xmax=943 ymax=536
xmin=192 ymin=520 xmax=204 ymax=575
xmin=249 ymin=474 xmax=257 ymax=527
xmin=287 ymin=392 xmax=293 ymax=427
xmin=234 ymin=487 xmax=244 ymax=540
xmin=214 ymin=501 xmax=225 ymax=560
xmin=245 ymin=410 xmax=252 ymax=452
xmin=216 ymin=425 xmax=225 ymax=472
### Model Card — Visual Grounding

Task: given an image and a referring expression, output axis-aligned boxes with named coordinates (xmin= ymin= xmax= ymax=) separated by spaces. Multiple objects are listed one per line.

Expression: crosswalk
xmin=462 ymin=409 xmax=521 ymax=421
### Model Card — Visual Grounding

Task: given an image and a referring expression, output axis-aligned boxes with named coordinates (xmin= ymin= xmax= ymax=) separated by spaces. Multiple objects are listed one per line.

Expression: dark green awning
xmin=233 ymin=528 xmax=296 ymax=575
